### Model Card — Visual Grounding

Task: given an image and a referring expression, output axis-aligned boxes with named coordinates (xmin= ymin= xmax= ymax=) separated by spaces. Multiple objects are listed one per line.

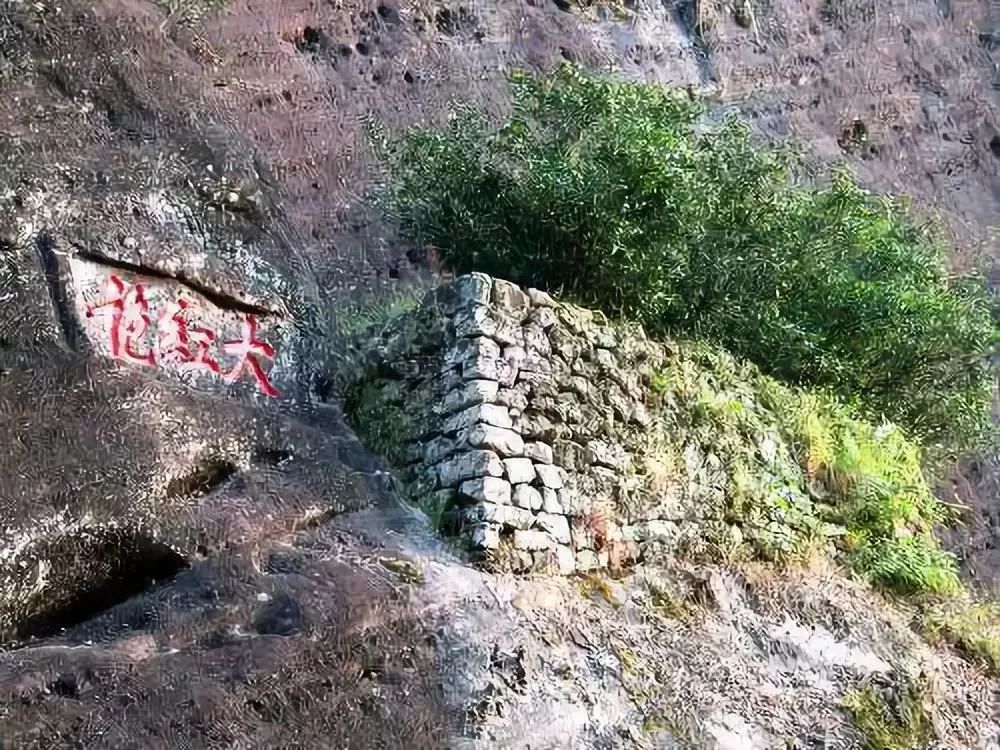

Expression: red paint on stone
xmin=86 ymin=274 xmax=279 ymax=397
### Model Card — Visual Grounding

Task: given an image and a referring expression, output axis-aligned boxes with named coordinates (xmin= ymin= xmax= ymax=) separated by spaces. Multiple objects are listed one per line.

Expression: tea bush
xmin=372 ymin=63 xmax=995 ymax=454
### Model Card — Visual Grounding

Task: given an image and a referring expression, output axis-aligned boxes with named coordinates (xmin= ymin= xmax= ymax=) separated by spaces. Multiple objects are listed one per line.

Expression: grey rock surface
xmin=1 ymin=0 xmax=997 ymax=746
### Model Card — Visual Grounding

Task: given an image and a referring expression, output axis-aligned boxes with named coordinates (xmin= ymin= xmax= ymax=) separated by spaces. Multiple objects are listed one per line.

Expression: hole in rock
xmin=12 ymin=530 xmax=189 ymax=642
xmin=293 ymin=25 xmax=328 ymax=55
xmin=165 ymin=457 xmax=238 ymax=500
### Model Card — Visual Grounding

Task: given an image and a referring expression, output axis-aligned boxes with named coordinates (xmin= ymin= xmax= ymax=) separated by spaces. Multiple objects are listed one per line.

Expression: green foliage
xmin=762 ymin=377 xmax=961 ymax=594
xmin=842 ymin=679 xmax=934 ymax=750
xmin=919 ymin=599 xmax=1000 ymax=673
xmin=373 ymin=63 xmax=995 ymax=452
xmin=335 ymin=286 xmax=426 ymax=340
xmin=654 ymin=341 xmax=960 ymax=594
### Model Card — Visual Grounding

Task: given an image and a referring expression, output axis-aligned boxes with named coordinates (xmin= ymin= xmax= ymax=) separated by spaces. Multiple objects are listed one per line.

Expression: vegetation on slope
xmin=372 ymin=62 xmax=995 ymax=455
xmin=653 ymin=340 xmax=961 ymax=595
xmin=366 ymin=62 xmax=997 ymax=683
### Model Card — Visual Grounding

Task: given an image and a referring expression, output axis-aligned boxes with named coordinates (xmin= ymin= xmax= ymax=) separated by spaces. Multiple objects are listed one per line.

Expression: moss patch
xmin=919 ymin=599 xmax=1000 ymax=674
xmin=842 ymin=678 xmax=934 ymax=750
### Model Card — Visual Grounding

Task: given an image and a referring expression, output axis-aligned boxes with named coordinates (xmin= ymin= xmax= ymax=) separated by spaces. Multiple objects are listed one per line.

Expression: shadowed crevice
xmin=72 ymin=245 xmax=280 ymax=318
xmin=10 ymin=530 xmax=189 ymax=643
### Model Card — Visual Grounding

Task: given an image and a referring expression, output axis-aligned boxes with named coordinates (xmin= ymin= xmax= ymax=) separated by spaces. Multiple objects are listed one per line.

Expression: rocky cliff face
xmin=1 ymin=0 xmax=997 ymax=746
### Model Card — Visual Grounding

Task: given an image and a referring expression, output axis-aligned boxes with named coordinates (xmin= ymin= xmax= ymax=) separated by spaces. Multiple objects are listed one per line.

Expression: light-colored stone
xmin=443 ymin=403 xmax=513 ymax=433
xmin=534 ymin=464 xmax=565 ymax=489
xmin=595 ymin=348 xmax=617 ymax=369
xmin=458 ymin=477 xmax=512 ymax=505
xmin=465 ymin=423 xmax=524 ymax=457
xmin=518 ymin=350 xmax=552 ymax=374
xmin=529 ymin=305 xmax=559 ymax=330
xmin=453 ymin=338 xmax=515 ymax=384
xmin=438 ymin=379 xmax=499 ymax=415
xmin=513 ymin=484 xmax=543 ymax=511
xmin=453 ymin=273 xmax=493 ymax=307
xmin=492 ymin=278 xmax=530 ymax=311
xmin=535 ymin=512 xmax=571 ymax=544
xmin=524 ymin=441 xmax=554 ymax=464
xmin=519 ymin=411 xmax=558 ymax=441
xmin=503 ymin=458 xmax=536 ymax=484
xmin=575 ymin=549 xmax=601 ymax=571
xmin=553 ymin=440 xmax=588 ymax=471
xmin=450 ymin=334 xmax=499 ymax=368
xmin=541 ymin=487 xmax=562 ymax=514
xmin=503 ymin=345 xmax=527 ymax=369
xmin=527 ymin=287 xmax=556 ymax=307
xmin=455 ymin=304 xmax=523 ymax=346
xmin=643 ymin=520 xmax=681 ymax=544
xmin=471 ymin=523 xmax=501 ymax=550
xmin=473 ymin=502 xmax=533 ymax=529
xmin=514 ymin=529 xmax=555 ymax=551
xmin=593 ymin=327 xmax=617 ymax=350
xmin=556 ymin=545 xmax=576 ymax=574
xmin=557 ymin=487 xmax=578 ymax=514
xmin=496 ymin=386 xmax=529 ymax=411
xmin=436 ymin=450 xmax=503 ymax=487
xmin=523 ymin=324 xmax=552 ymax=357
xmin=586 ymin=439 xmax=630 ymax=473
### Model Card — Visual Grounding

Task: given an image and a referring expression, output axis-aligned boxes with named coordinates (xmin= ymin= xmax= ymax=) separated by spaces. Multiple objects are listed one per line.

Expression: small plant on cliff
xmin=842 ymin=678 xmax=935 ymax=750
xmin=372 ymin=62 xmax=995 ymax=454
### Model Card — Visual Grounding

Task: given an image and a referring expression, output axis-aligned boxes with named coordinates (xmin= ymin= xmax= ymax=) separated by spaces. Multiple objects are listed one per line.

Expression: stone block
xmin=458 ymin=477 xmax=512 ymax=505
xmin=514 ymin=529 xmax=555 ymax=551
xmin=450 ymin=333 xmax=499 ymax=367
xmin=586 ymin=439 xmax=630 ymax=473
xmin=438 ymin=379 xmax=499 ymax=415
xmin=453 ymin=273 xmax=493 ymax=308
xmin=455 ymin=304 xmax=523 ymax=346
xmin=443 ymin=403 xmax=513 ymax=433
xmin=465 ymin=424 xmax=524 ymax=457
xmin=523 ymin=324 xmax=552 ymax=357
xmin=535 ymin=512 xmax=571 ymax=544
xmin=496 ymin=383 xmax=530 ymax=411
xmin=503 ymin=458 xmax=536 ymax=485
xmin=527 ymin=288 xmax=556 ymax=307
xmin=436 ymin=450 xmax=503 ymax=487
xmin=529 ymin=305 xmax=559 ymax=330
xmin=492 ymin=278 xmax=530 ymax=312
xmin=421 ymin=436 xmax=457 ymax=465
xmin=523 ymin=441 xmax=554 ymax=464
xmin=513 ymin=484 xmax=543 ymax=511
xmin=556 ymin=545 xmax=576 ymax=575
xmin=541 ymin=487 xmax=562 ymax=514
xmin=557 ymin=487 xmax=578 ymax=514
xmin=575 ymin=549 xmax=601 ymax=571
xmin=595 ymin=347 xmax=617 ymax=370
xmin=553 ymin=440 xmax=588 ymax=471
xmin=534 ymin=464 xmax=565 ymax=489
xmin=470 ymin=523 xmax=501 ymax=550
xmin=475 ymin=502 xmax=535 ymax=530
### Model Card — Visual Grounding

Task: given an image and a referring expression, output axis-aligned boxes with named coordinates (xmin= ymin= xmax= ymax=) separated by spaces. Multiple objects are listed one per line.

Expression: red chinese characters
xmin=85 ymin=274 xmax=156 ymax=367
xmin=85 ymin=274 xmax=279 ymax=398
xmin=222 ymin=314 xmax=278 ymax=398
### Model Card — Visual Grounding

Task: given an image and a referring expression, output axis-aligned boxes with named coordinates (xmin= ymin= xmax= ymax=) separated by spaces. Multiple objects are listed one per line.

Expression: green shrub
xmin=372 ymin=63 xmax=995 ymax=452
xmin=842 ymin=679 xmax=935 ymax=750
xmin=919 ymin=599 xmax=1000 ymax=673
xmin=660 ymin=341 xmax=961 ymax=593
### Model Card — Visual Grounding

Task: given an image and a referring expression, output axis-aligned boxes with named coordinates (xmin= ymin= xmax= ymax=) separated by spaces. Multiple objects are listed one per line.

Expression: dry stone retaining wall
xmin=347 ymin=273 xmax=737 ymax=574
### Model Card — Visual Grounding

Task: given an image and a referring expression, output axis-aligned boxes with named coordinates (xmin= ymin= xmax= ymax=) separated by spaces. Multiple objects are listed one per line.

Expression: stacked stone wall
xmin=348 ymin=273 xmax=737 ymax=574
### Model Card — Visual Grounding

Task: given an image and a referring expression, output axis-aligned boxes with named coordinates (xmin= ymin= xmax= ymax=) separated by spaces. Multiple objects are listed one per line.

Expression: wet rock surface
xmin=0 ymin=0 xmax=997 ymax=746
